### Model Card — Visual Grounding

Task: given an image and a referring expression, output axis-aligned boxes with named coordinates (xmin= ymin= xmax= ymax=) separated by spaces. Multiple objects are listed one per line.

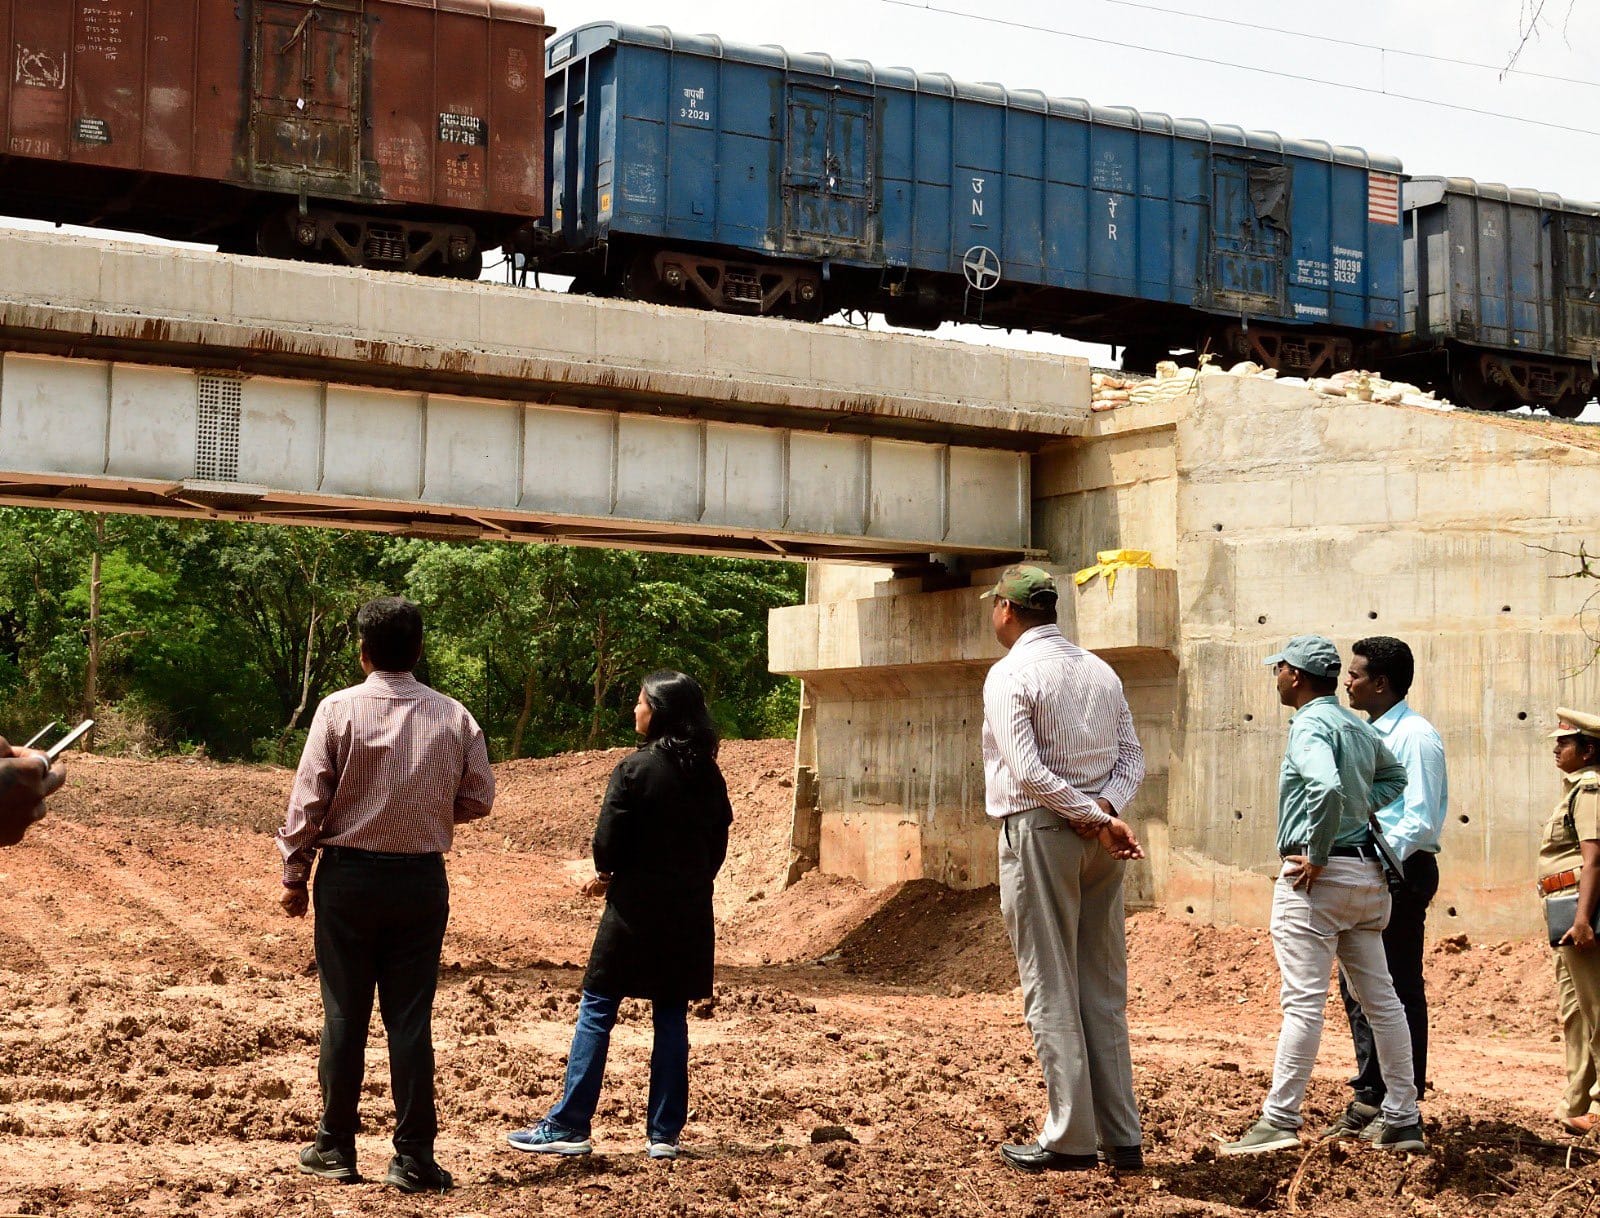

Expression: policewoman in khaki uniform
xmin=1538 ymin=707 xmax=1600 ymax=1135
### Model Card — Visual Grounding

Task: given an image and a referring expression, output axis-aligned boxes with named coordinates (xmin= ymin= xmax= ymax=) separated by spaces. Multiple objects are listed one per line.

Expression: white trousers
xmin=1263 ymin=856 xmax=1420 ymax=1129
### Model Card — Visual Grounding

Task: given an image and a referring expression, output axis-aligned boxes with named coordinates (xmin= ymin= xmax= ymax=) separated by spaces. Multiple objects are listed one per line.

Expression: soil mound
xmin=831 ymin=880 xmax=1016 ymax=992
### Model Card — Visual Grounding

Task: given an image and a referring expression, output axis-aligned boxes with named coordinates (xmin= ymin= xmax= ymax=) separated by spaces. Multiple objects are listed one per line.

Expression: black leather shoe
xmin=298 ymin=1143 xmax=357 ymax=1183
xmin=385 ymin=1154 xmax=454 ymax=1194
xmin=1100 ymin=1144 xmax=1144 ymax=1172
xmin=1000 ymin=1142 xmax=1099 ymax=1173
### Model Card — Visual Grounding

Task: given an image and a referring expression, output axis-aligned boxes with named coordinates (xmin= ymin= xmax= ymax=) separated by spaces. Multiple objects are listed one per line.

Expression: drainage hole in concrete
xmin=1459 ymin=814 xmax=1469 ymax=824
xmin=1185 ymin=905 xmax=1196 ymax=914
xmin=1501 ymin=605 xmax=1512 ymax=613
xmin=1257 ymin=615 xmax=1267 ymax=625
xmin=1213 ymin=523 xmax=1224 ymax=532
xmin=1446 ymin=907 xmax=1458 ymax=917
xmin=1517 ymin=712 xmax=1528 ymax=721
xmin=1244 ymin=714 xmax=1253 ymax=722
xmin=1367 ymin=610 xmax=1378 ymax=619
xmin=1233 ymin=811 xmax=1243 ymax=821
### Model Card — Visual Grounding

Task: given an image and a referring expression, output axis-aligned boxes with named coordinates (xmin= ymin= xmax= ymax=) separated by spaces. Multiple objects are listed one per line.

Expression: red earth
xmin=0 ymin=741 xmax=1586 ymax=1216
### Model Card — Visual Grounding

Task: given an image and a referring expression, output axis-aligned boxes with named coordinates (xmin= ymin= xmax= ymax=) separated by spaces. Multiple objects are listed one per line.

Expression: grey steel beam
xmin=0 ymin=353 xmax=1038 ymax=565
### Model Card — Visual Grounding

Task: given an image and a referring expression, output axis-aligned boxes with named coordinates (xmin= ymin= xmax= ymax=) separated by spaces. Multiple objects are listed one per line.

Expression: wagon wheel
xmin=610 ymin=251 xmax=665 ymax=303
xmin=253 ymin=211 xmax=302 ymax=262
xmin=1120 ymin=343 xmax=1168 ymax=375
xmin=445 ymin=249 xmax=485 ymax=281
xmin=1547 ymin=391 xmax=1592 ymax=420
xmin=1448 ymin=361 xmax=1513 ymax=412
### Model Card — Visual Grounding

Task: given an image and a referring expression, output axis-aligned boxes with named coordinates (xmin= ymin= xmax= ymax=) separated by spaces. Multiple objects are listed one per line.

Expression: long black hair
xmin=640 ymin=670 xmax=719 ymax=772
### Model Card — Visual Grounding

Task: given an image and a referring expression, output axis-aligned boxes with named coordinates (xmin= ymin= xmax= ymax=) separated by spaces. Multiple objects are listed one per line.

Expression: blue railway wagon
xmin=538 ymin=22 xmax=1404 ymax=376
xmin=1402 ymin=177 xmax=1599 ymax=416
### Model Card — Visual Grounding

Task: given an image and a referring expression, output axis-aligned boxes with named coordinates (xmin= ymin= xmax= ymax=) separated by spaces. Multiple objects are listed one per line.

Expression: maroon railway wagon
xmin=0 ymin=0 xmax=550 ymax=275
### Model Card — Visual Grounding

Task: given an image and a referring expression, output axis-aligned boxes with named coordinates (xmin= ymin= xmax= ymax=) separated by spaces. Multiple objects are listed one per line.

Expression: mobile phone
xmin=22 ymin=721 xmax=58 ymax=749
xmin=44 ymin=719 xmax=94 ymax=762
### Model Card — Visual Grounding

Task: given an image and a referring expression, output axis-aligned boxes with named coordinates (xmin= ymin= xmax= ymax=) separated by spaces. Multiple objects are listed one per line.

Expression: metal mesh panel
xmin=195 ymin=375 xmax=242 ymax=482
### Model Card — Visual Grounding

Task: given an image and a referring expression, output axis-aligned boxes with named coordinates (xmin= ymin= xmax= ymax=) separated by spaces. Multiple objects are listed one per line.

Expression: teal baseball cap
xmin=1263 ymin=635 xmax=1342 ymax=678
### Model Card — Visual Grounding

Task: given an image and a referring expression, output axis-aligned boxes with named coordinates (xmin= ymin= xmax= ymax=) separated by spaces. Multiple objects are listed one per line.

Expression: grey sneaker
xmin=1219 ymin=1120 xmax=1301 ymax=1156
xmin=647 ymin=1141 xmax=679 ymax=1161
xmin=1368 ymin=1120 xmax=1427 ymax=1153
xmin=297 ymin=1143 xmax=357 ymax=1183
xmin=1320 ymin=1100 xmax=1381 ymax=1140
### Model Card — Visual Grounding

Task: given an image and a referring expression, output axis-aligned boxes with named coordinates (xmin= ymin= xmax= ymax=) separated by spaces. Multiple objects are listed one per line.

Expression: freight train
xmin=1 ymin=6 xmax=1594 ymax=417
xmin=0 ymin=1 xmax=552 ymax=276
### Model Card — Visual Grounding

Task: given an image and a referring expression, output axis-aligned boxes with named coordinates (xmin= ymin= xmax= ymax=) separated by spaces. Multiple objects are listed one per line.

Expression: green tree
xmin=403 ymin=541 xmax=566 ymax=758
xmin=206 ymin=526 xmax=389 ymax=732
xmin=0 ymin=507 xmax=804 ymax=760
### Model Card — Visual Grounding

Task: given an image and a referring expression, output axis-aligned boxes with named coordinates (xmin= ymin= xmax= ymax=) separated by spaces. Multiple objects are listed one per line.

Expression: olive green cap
xmin=980 ymin=565 xmax=1059 ymax=610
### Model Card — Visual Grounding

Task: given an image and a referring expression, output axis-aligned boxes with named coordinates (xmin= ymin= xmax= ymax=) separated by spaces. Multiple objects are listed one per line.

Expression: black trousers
xmin=312 ymin=848 xmax=450 ymax=1161
xmin=1338 ymin=849 xmax=1440 ymax=1105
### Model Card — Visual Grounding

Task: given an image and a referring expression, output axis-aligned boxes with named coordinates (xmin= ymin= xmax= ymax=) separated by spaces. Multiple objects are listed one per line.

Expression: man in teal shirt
xmin=1221 ymin=635 xmax=1425 ymax=1156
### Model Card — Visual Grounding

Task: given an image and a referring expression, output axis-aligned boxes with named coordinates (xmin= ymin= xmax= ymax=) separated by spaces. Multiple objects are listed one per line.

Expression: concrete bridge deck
xmin=0 ymin=231 xmax=1088 ymax=563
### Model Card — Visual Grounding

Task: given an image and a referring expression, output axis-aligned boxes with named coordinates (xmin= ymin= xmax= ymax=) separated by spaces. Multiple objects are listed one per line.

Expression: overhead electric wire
xmin=1089 ymin=0 xmax=1599 ymax=89
xmin=879 ymin=0 xmax=1600 ymax=138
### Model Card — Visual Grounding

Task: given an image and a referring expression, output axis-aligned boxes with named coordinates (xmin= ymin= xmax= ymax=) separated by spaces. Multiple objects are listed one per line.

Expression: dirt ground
xmin=0 ymin=741 xmax=1591 ymax=1217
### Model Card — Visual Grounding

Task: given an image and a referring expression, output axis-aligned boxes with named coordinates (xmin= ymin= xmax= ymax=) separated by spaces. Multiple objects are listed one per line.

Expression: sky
xmin=4 ymin=0 xmax=1596 ymax=410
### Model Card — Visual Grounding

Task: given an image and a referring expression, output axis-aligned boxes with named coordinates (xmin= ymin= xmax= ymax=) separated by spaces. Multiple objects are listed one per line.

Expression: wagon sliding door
xmin=249 ymin=0 xmax=364 ymax=194
xmin=1208 ymin=156 xmax=1288 ymax=316
xmin=783 ymin=84 xmax=876 ymax=256
xmin=1556 ymin=214 xmax=1600 ymax=364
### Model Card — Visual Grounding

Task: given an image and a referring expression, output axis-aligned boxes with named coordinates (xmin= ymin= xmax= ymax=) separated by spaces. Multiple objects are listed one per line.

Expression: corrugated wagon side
xmin=1 ymin=0 xmax=550 ymax=274
xmin=1402 ymin=177 xmax=1599 ymax=415
xmin=537 ymin=22 xmax=1404 ymax=377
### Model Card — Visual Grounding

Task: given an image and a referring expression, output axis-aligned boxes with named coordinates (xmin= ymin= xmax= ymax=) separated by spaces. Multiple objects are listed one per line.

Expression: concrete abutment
xmin=771 ymin=376 xmax=1600 ymax=939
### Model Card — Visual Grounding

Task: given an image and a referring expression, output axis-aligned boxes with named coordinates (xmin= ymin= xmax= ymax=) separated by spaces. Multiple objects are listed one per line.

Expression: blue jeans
xmin=545 ymin=990 xmax=690 ymax=1144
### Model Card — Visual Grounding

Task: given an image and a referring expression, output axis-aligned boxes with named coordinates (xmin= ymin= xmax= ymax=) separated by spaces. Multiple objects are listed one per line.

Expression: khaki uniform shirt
xmin=1538 ymin=768 xmax=1600 ymax=885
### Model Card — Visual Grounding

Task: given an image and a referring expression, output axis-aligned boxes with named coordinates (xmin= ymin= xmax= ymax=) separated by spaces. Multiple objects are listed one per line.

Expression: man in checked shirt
xmin=277 ymin=597 xmax=495 ymax=1194
xmin=980 ymin=565 xmax=1147 ymax=1174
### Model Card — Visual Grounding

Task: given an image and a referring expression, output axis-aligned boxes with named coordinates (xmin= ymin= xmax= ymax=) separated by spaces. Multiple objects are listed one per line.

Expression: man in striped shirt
xmin=981 ymin=565 xmax=1147 ymax=1174
xmin=277 ymin=597 xmax=495 ymax=1194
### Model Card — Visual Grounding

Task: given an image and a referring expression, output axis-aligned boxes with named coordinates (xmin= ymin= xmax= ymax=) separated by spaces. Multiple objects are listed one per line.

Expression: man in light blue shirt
xmin=1324 ymin=636 xmax=1448 ymax=1140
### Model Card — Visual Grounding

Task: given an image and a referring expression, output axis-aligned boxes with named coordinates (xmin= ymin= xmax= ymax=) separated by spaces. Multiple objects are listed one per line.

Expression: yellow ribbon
xmin=1073 ymin=549 xmax=1154 ymax=595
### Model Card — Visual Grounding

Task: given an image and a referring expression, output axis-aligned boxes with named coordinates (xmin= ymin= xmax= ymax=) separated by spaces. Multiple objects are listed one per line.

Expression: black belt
xmin=1280 ymin=843 xmax=1380 ymax=860
xmin=320 ymin=846 xmax=442 ymax=863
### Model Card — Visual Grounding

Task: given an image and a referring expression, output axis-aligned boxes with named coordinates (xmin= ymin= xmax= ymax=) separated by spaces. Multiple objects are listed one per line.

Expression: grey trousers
xmin=999 ymin=807 xmax=1141 ymax=1155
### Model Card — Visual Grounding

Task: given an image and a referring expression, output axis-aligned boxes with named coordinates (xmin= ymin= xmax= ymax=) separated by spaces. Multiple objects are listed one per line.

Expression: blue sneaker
xmin=507 ymin=1121 xmax=593 ymax=1156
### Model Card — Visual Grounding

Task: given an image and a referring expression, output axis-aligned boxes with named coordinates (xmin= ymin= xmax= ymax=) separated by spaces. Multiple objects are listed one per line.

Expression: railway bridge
xmin=5 ymin=229 xmax=1598 ymax=939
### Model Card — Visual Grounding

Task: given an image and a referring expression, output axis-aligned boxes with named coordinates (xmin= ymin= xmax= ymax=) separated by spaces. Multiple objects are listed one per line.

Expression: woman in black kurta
xmin=507 ymin=671 xmax=732 ymax=1160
